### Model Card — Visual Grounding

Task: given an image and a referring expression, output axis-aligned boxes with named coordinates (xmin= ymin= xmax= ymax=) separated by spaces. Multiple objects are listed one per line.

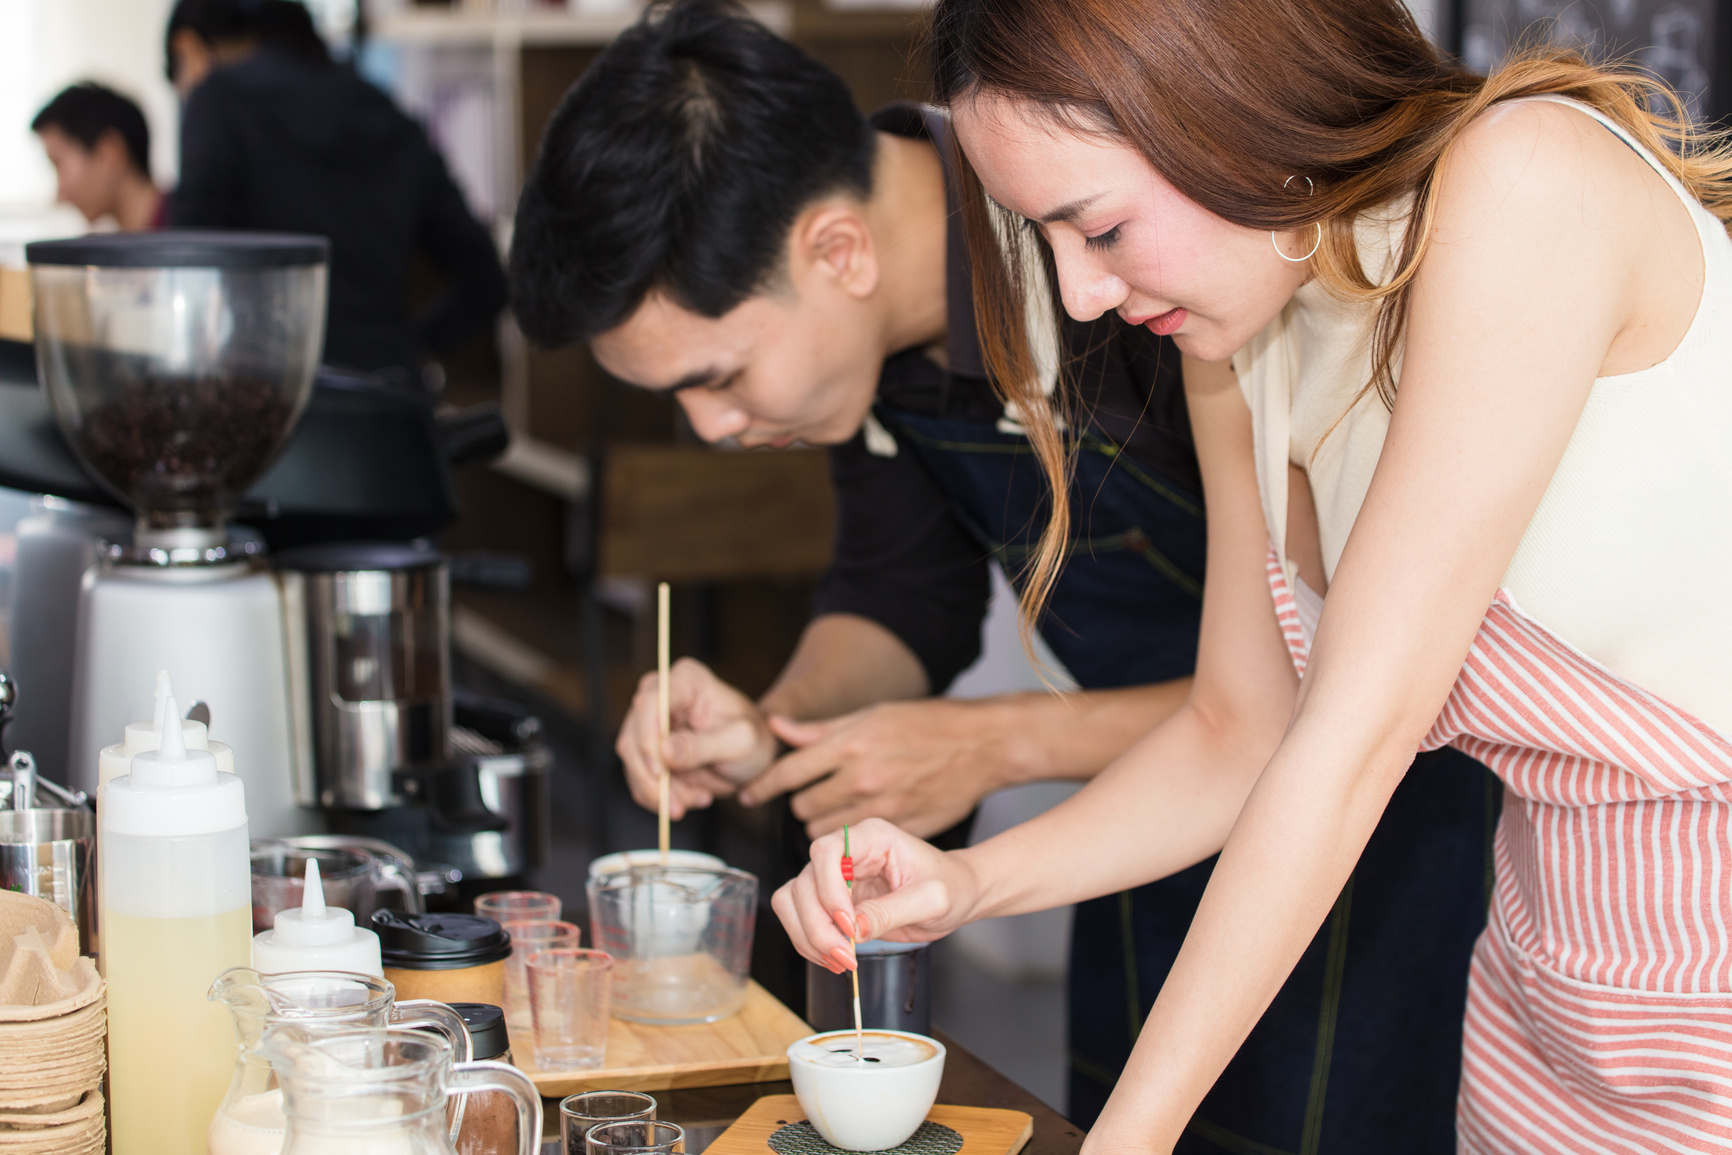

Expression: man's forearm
xmin=979 ymin=678 xmax=1193 ymax=785
xmin=759 ymin=614 xmax=930 ymax=721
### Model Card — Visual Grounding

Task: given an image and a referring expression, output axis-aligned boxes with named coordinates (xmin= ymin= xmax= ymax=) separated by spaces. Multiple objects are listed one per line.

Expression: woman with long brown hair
xmin=771 ymin=0 xmax=1732 ymax=1150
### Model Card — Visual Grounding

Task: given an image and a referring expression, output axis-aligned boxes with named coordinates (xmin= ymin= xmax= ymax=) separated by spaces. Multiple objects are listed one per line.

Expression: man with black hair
xmin=512 ymin=2 xmax=1495 ymax=1144
xmin=31 ymin=83 xmax=164 ymax=231
xmin=165 ymin=0 xmax=507 ymax=386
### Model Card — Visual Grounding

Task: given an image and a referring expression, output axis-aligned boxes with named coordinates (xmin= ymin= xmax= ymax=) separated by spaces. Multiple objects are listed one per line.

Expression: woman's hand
xmin=771 ymin=818 xmax=982 ymax=974
xmin=615 ymin=657 xmax=777 ymax=819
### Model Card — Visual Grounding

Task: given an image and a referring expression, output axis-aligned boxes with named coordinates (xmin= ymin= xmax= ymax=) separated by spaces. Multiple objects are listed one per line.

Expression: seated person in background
xmin=164 ymin=0 xmax=507 ymax=387
xmin=507 ymin=2 xmax=1496 ymax=1144
xmin=31 ymin=82 xmax=165 ymax=231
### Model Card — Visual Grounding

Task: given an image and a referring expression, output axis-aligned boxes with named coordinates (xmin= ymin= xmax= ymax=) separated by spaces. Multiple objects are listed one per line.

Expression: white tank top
xmin=1231 ymin=95 xmax=1732 ymax=735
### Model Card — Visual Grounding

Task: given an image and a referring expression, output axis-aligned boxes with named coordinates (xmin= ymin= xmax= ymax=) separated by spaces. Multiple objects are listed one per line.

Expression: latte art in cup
xmin=791 ymin=1032 xmax=939 ymax=1068
xmin=787 ymin=1029 xmax=945 ymax=1151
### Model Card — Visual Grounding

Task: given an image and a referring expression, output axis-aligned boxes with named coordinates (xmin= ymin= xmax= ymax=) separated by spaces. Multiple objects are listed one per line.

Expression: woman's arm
xmin=1089 ymin=99 xmax=1682 ymax=1152
xmin=773 ymin=348 xmax=1301 ymax=959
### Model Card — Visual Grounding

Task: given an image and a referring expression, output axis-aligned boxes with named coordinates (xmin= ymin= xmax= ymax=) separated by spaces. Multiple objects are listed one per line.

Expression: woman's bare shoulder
xmin=1434 ymin=97 xmax=1661 ymax=240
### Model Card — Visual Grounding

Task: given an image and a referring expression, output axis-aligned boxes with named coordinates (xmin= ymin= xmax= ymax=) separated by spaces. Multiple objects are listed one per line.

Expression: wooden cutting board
xmin=516 ymin=981 xmax=813 ymax=1097
xmin=705 ymin=1094 xmax=1033 ymax=1155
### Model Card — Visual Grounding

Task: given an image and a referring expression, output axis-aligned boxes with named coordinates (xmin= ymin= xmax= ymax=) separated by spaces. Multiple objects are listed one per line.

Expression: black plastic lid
xmin=449 ymin=1002 xmax=510 ymax=1061
xmin=26 ymin=230 xmax=329 ymax=269
xmin=275 ymin=541 xmax=444 ymax=574
xmin=372 ymin=910 xmax=512 ymax=970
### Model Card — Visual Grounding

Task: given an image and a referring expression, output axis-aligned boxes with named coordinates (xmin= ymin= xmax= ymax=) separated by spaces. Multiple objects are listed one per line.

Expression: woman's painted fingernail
xmin=830 ymin=945 xmax=856 ymax=970
xmin=833 ymin=909 xmax=855 ymax=937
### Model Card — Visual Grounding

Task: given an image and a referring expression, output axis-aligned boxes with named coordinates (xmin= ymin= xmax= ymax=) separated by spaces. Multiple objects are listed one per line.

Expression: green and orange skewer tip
xmin=843 ymin=824 xmax=863 ymax=1061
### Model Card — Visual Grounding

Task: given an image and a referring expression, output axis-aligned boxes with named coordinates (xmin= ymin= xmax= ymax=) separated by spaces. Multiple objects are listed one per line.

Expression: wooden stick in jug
xmin=657 ymin=581 xmax=671 ymax=864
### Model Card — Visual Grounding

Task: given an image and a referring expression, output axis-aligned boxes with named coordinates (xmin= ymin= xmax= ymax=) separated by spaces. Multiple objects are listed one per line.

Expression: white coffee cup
xmin=787 ymin=1029 xmax=946 ymax=1151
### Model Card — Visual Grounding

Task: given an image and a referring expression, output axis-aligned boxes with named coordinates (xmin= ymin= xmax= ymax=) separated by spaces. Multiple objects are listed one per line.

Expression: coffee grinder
xmin=28 ymin=231 xmax=330 ymax=836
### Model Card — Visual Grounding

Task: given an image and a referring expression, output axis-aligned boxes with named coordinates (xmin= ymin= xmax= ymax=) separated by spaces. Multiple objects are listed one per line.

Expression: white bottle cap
xmin=252 ymin=857 xmax=384 ymax=977
xmin=104 ymin=692 xmax=246 ymax=837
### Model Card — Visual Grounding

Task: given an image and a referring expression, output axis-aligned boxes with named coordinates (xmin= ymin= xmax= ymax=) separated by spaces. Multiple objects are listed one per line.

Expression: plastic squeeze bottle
xmin=252 ymin=857 xmax=385 ymax=977
xmin=95 ymin=671 xmax=234 ymax=978
xmin=101 ymin=692 xmax=252 ymax=1155
xmin=96 ymin=669 xmax=235 ymax=797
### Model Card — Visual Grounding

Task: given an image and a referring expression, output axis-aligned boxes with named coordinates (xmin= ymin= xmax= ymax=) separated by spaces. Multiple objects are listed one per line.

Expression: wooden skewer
xmin=845 ymin=824 xmax=863 ymax=1062
xmin=657 ymin=581 xmax=671 ymax=864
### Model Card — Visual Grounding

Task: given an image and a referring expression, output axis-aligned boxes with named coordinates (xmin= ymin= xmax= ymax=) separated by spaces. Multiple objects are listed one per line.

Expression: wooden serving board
xmin=516 ymin=981 xmax=812 ymax=1097
xmin=706 ymin=1094 xmax=1033 ymax=1155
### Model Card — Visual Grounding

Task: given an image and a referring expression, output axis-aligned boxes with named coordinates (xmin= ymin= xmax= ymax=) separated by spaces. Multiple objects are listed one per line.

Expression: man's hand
xmin=738 ymin=698 xmax=1011 ymax=839
xmin=616 ymin=657 xmax=778 ymax=820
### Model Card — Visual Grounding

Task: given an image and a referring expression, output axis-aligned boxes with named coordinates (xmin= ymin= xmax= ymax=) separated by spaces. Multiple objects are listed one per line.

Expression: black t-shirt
xmin=811 ymin=106 xmax=1199 ymax=692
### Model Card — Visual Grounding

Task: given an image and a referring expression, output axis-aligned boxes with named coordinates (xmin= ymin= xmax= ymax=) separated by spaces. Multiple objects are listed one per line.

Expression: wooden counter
xmin=538 ymin=1031 xmax=1084 ymax=1155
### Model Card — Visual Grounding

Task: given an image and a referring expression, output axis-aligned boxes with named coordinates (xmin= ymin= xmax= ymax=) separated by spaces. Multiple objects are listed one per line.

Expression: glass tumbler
xmin=587 ymin=866 xmax=757 ymax=1025
xmin=528 ymin=948 xmax=614 ymax=1071
xmin=560 ymin=1091 xmax=656 ymax=1155
xmin=586 ymin=1121 xmax=684 ymax=1155
xmin=501 ymin=919 xmax=580 ymax=1035
xmin=475 ymin=890 xmax=560 ymax=925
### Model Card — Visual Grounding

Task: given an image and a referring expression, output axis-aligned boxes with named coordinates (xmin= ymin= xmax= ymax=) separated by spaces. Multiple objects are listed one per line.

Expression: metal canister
xmin=278 ymin=543 xmax=451 ymax=811
xmin=806 ymin=938 xmax=931 ymax=1035
xmin=0 ymin=808 xmax=96 ymax=956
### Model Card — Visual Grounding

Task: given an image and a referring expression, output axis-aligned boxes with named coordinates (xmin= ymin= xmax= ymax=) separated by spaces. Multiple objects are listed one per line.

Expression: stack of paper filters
xmin=0 ymin=892 xmax=105 ymax=1155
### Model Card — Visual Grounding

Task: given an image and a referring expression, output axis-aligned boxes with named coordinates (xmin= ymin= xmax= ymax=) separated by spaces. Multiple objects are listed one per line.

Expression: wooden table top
xmin=538 ymin=1030 xmax=1083 ymax=1155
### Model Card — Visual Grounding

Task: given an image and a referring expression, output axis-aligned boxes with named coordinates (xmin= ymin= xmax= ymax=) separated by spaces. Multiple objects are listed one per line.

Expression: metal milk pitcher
xmin=208 ymin=968 xmax=474 ymax=1155
xmin=259 ymin=1024 xmax=540 ymax=1155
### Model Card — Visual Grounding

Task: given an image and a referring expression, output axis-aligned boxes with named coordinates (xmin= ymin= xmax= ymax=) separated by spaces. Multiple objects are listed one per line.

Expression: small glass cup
xmin=529 ymin=947 xmax=614 ymax=1071
xmin=585 ymin=1120 xmax=685 ymax=1155
xmin=475 ymin=890 xmax=561 ymax=925
xmin=560 ymin=1091 xmax=657 ymax=1155
xmin=501 ymin=918 xmax=581 ymax=1034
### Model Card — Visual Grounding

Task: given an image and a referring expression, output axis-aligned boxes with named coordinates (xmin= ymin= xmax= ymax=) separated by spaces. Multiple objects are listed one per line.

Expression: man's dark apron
xmin=882 ymin=403 xmax=1496 ymax=1155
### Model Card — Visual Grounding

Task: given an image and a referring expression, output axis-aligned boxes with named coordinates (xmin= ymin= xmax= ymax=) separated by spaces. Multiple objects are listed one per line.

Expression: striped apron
xmin=1267 ymin=554 xmax=1732 ymax=1153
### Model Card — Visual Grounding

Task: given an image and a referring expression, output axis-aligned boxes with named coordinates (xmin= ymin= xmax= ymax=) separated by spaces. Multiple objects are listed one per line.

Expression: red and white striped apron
xmin=1268 ymin=552 xmax=1732 ymax=1153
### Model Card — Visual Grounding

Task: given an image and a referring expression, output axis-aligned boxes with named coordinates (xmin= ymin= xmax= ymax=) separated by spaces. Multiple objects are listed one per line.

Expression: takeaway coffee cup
xmin=786 ymin=1029 xmax=945 ymax=1151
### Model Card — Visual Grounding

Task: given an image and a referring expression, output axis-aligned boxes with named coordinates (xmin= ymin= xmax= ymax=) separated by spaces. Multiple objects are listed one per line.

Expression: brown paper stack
xmin=0 ymin=893 xmax=105 ymax=1154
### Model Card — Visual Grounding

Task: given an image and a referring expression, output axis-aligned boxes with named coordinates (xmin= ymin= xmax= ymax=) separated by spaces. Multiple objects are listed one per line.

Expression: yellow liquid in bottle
xmin=104 ymin=906 xmax=252 ymax=1155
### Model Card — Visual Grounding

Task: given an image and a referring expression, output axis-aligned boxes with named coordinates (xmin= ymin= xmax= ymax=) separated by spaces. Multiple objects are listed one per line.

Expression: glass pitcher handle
xmin=447 ymin=1060 xmax=543 ymax=1155
xmin=374 ymin=859 xmax=425 ymax=914
xmin=390 ymin=1000 xmax=474 ymax=1063
xmin=392 ymin=999 xmax=475 ymax=1144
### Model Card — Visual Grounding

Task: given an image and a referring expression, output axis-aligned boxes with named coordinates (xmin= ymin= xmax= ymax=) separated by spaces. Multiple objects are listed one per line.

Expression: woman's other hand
xmin=616 ymin=657 xmax=777 ymax=819
xmin=772 ymin=817 xmax=982 ymax=974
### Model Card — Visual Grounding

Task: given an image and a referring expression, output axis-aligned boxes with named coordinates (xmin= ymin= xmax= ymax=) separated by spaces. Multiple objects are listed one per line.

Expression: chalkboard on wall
xmin=1458 ymin=0 xmax=1720 ymax=121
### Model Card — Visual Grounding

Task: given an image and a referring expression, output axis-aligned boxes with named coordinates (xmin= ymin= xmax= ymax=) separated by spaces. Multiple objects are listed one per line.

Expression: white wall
xmin=0 ymin=0 xmax=180 ymax=212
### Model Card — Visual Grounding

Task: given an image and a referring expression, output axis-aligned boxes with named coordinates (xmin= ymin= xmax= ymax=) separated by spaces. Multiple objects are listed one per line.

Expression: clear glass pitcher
xmin=208 ymin=968 xmax=474 ymax=1155
xmin=259 ymin=1024 xmax=541 ymax=1155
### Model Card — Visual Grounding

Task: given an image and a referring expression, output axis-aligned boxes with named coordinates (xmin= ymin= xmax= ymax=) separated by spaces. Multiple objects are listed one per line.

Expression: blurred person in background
xmin=164 ymin=0 xmax=508 ymax=387
xmin=31 ymin=82 xmax=166 ymax=231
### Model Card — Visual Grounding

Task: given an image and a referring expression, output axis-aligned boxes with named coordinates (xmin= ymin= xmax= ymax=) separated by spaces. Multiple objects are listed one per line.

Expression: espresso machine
xmin=18 ymin=229 xmax=543 ymax=876
xmin=29 ymin=231 xmax=329 ymax=837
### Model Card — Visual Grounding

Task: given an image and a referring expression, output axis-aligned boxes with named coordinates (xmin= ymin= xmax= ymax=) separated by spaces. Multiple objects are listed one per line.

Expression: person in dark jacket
xmin=165 ymin=0 xmax=507 ymax=385
xmin=32 ymin=82 xmax=166 ymax=231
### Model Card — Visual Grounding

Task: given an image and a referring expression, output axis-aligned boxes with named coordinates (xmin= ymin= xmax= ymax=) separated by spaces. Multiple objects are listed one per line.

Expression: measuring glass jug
xmin=259 ymin=1024 xmax=541 ymax=1155
xmin=587 ymin=865 xmax=757 ymax=1024
xmin=208 ymin=967 xmax=473 ymax=1155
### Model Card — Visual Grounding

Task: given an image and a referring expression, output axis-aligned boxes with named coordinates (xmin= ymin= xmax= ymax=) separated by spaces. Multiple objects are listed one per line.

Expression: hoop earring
xmin=1272 ymin=175 xmax=1321 ymax=263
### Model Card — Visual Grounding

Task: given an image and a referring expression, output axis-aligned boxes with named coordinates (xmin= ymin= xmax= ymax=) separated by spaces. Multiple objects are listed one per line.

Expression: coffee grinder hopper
xmin=27 ymin=231 xmax=329 ymax=559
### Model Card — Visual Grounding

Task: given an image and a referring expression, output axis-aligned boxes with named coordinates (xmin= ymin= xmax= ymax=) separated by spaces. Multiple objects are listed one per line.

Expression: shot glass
xmin=475 ymin=889 xmax=561 ymax=925
xmin=528 ymin=947 xmax=614 ymax=1071
xmin=502 ymin=918 xmax=581 ymax=1033
xmin=585 ymin=1120 xmax=685 ymax=1155
xmin=560 ymin=1091 xmax=657 ymax=1155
